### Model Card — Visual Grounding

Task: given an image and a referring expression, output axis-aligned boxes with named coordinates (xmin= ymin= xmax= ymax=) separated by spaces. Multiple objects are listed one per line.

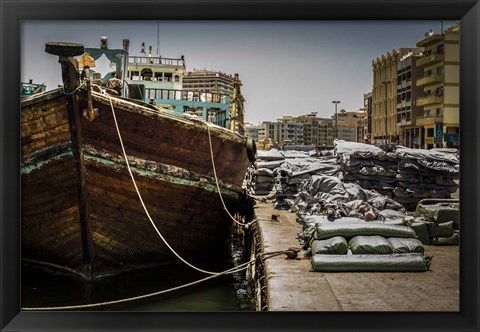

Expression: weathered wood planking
xmin=21 ymin=87 xmax=249 ymax=279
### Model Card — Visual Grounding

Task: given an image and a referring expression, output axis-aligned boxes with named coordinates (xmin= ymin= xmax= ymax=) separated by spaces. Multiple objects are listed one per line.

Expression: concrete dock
xmin=253 ymin=202 xmax=459 ymax=311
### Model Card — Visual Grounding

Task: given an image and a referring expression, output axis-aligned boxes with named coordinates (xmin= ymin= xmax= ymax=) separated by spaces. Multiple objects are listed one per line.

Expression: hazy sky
xmin=21 ymin=20 xmax=452 ymax=124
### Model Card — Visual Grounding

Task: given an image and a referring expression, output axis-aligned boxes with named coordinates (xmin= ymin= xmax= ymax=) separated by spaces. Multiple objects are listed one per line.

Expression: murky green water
xmin=21 ymin=236 xmax=254 ymax=311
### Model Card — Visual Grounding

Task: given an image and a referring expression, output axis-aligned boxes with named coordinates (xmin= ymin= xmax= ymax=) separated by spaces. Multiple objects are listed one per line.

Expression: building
xmin=182 ymin=69 xmax=235 ymax=96
xmin=396 ymin=49 xmax=424 ymax=148
xmin=294 ymin=113 xmax=320 ymax=146
xmin=363 ymin=92 xmax=373 ymax=143
xmin=415 ymin=23 xmax=460 ymax=149
xmin=335 ymin=109 xmax=366 ymax=142
xmin=372 ymin=48 xmax=421 ymax=145
xmin=244 ymin=123 xmax=261 ymax=142
xmin=318 ymin=118 xmax=335 ymax=148
xmin=258 ymin=117 xmax=304 ymax=146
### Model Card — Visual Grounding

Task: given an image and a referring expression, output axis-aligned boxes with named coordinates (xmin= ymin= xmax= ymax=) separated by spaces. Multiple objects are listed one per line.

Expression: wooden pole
xmin=46 ymin=42 xmax=94 ymax=281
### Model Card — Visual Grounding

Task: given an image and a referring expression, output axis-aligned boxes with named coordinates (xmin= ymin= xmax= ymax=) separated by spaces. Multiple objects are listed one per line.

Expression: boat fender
xmin=246 ymin=137 xmax=257 ymax=163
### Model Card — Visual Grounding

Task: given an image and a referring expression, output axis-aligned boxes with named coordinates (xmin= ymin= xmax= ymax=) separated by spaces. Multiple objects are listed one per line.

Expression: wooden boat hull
xmin=21 ymin=89 xmax=250 ymax=279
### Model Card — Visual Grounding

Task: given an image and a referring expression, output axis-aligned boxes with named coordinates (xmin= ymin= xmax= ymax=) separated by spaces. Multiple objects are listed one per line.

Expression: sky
xmin=21 ymin=20 xmax=453 ymax=125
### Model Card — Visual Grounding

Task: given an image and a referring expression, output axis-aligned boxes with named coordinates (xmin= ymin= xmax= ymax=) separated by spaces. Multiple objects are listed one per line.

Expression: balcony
xmin=416 ymin=95 xmax=443 ymax=106
xmin=416 ymin=116 xmax=444 ymax=126
xmin=416 ymin=53 xmax=444 ymax=66
xmin=416 ymin=74 xmax=444 ymax=87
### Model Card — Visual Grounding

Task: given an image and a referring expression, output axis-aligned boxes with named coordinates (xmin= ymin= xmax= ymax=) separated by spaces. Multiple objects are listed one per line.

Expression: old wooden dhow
xmin=21 ymin=42 xmax=255 ymax=280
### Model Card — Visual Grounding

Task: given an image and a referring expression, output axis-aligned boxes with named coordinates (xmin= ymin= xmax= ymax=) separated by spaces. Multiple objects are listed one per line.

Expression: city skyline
xmin=21 ymin=20 xmax=454 ymax=124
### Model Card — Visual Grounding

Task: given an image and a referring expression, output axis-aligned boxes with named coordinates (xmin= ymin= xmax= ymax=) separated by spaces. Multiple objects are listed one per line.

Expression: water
xmin=21 ymin=235 xmax=254 ymax=311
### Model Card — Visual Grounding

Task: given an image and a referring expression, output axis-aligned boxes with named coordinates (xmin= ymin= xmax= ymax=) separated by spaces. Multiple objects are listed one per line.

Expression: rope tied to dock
xmin=21 ymin=249 xmax=296 ymax=311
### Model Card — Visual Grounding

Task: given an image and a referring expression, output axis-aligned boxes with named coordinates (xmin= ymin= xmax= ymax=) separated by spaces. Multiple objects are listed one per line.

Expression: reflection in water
xmin=22 ymin=235 xmax=254 ymax=311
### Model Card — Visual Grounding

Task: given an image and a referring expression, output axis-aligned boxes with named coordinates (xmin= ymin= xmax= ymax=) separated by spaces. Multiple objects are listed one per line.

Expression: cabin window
xmin=154 ymin=72 xmax=163 ymax=81
xmin=141 ymin=68 xmax=153 ymax=81
xmin=174 ymin=75 xmax=180 ymax=83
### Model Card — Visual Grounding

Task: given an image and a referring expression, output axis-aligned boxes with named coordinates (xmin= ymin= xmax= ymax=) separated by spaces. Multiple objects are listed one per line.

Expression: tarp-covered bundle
xmin=335 ymin=140 xmax=398 ymax=197
xmin=410 ymin=202 xmax=460 ymax=245
xmin=394 ymin=147 xmax=459 ymax=210
xmin=250 ymin=149 xmax=286 ymax=196
xmin=308 ymin=220 xmax=431 ymax=272
xmin=267 ymin=157 xmax=339 ymax=209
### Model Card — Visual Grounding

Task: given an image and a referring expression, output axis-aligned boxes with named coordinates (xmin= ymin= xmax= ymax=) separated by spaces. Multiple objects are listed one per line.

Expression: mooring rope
xmin=204 ymin=120 xmax=257 ymax=229
xmin=21 ymin=258 xmax=254 ymax=311
xmin=21 ymin=250 xmax=295 ymax=311
xmin=62 ymin=80 xmax=87 ymax=95
xmin=105 ymin=92 xmax=248 ymax=276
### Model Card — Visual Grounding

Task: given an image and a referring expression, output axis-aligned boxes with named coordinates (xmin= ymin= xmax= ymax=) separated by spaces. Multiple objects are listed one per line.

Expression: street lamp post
xmin=332 ymin=100 xmax=340 ymax=139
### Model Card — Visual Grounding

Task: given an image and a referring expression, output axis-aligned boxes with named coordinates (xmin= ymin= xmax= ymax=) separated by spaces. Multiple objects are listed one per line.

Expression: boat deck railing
xmin=145 ymin=88 xmax=230 ymax=105
xmin=128 ymin=56 xmax=185 ymax=67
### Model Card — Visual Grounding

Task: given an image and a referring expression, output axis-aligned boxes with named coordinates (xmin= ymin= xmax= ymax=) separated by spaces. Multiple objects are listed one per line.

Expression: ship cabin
xmin=125 ymin=54 xmax=232 ymax=128
xmin=81 ymin=38 xmax=232 ymax=129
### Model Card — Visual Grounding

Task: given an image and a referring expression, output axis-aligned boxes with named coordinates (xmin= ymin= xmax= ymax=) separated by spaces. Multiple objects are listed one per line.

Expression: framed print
xmin=1 ymin=0 xmax=479 ymax=331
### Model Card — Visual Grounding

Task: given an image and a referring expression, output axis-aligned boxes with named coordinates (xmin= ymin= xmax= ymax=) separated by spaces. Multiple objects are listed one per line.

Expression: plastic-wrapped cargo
xmin=349 ymin=235 xmax=394 ymax=254
xmin=311 ymin=253 xmax=431 ymax=272
xmin=431 ymin=232 xmax=460 ymax=245
xmin=387 ymin=237 xmax=425 ymax=254
xmin=256 ymin=148 xmax=285 ymax=161
xmin=311 ymin=237 xmax=348 ymax=255
xmin=394 ymin=148 xmax=459 ymax=210
xmin=315 ymin=223 xmax=416 ymax=240
xmin=335 ymin=140 xmax=398 ymax=198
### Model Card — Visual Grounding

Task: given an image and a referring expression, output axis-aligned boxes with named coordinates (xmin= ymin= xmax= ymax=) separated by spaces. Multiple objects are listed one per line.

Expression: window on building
xmin=436 ymin=66 xmax=444 ymax=75
xmin=427 ymin=128 xmax=434 ymax=137
xmin=406 ymin=91 xmax=411 ymax=101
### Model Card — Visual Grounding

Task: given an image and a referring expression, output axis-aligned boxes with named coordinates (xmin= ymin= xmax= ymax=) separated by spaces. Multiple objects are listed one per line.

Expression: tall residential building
xmin=415 ymin=23 xmax=460 ymax=149
xmin=318 ymin=118 xmax=335 ymax=148
xmin=258 ymin=119 xmax=304 ymax=146
xmin=294 ymin=113 xmax=320 ymax=146
xmin=372 ymin=48 xmax=420 ymax=145
xmin=244 ymin=123 xmax=261 ymax=142
xmin=396 ymin=49 xmax=424 ymax=148
xmin=336 ymin=109 xmax=366 ymax=142
xmin=182 ymin=69 xmax=235 ymax=96
xmin=364 ymin=92 xmax=373 ymax=143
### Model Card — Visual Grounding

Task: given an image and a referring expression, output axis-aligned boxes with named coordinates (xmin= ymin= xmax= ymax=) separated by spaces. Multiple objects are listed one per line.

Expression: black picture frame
xmin=1 ymin=0 xmax=479 ymax=331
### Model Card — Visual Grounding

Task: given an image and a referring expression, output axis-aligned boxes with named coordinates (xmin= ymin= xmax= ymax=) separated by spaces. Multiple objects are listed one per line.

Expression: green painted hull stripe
xmin=22 ymin=151 xmax=238 ymax=198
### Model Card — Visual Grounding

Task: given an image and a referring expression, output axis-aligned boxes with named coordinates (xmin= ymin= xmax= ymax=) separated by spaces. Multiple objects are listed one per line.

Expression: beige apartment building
xmin=336 ymin=109 xmax=367 ymax=142
xmin=415 ymin=23 xmax=460 ymax=149
xmin=396 ymin=49 xmax=424 ymax=148
xmin=372 ymin=48 xmax=422 ymax=145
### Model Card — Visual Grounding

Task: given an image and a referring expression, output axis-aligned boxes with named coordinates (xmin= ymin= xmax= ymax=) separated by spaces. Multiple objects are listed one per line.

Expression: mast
xmin=229 ymin=73 xmax=245 ymax=135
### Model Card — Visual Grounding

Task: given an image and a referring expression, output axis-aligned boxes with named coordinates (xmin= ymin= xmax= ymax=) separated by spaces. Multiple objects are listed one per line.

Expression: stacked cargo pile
xmin=256 ymin=138 xmax=274 ymax=151
xmin=308 ymin=218 xmax=431 ymax=272
xmin=405 ymin=201 xmax=460 ymax=245
xmin=268 ymin=156 xmax=339 ymax=210
xmin=393 ymin=147 xmax=459 ymax=211
xmin=251 ymin=149 xmax=285 ymax=196
xmin=335 ymin=140 xmax=397 ymax=197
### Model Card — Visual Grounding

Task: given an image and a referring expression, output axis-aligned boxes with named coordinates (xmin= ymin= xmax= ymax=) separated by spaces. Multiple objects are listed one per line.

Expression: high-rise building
xmin=293 ymin=113 xmax=320 ymax=146
xmin=363 ymin=92 xmax=373 ymax=143
xmin=182 ymin=69 xmax=235 ymax=96
xmin=396 ymin=49 xmax=424 ymax=148
xmin=415 ymin=23 xmax=460 ymax=148
xmin=372 ymin=48 xmax=421 ymax=145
